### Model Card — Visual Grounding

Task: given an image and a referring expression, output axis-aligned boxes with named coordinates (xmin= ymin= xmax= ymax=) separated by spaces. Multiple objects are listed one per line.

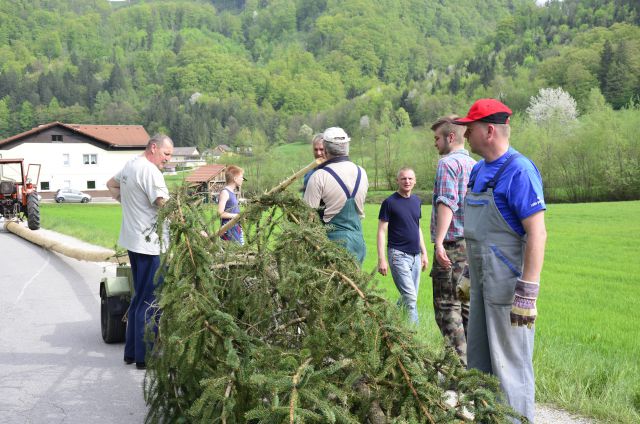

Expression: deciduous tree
xmin=526 ymin=87 xmax=578 ymax=126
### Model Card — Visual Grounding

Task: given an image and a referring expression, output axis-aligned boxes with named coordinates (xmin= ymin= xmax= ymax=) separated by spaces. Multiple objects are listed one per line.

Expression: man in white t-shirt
xmin=107 ymin=134 xmax=173 ymax=370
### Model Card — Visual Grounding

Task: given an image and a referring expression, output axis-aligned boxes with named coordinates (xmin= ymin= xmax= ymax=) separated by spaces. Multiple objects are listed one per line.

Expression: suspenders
xmin=468 ymin=153 xmax=521 ymax=192
xmin=322 ymin=165 xmax=362 ymax=199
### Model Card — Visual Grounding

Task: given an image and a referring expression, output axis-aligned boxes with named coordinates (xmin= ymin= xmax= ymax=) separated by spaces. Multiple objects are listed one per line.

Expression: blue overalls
xmin=464 ymin=153 xmax=535 ymax=423
xmin=321 ymin=166 xmax=366 ymax=265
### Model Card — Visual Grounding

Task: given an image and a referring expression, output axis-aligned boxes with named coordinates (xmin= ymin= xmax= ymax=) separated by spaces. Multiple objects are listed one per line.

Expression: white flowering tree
xmin=526 ymin=87 xmax=579 ymax=126
xmin=298 ymin=123 xmax=312 ymax=139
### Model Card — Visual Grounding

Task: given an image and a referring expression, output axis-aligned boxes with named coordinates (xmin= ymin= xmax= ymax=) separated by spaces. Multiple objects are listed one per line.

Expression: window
xmin=87 ymin=180 xmax=95 ymax=189
xmin=83 ymin=154 xmax=97 ymax=165
xmin=52 ymin=134 xmax=63 ymax=142
xmin=63 ymin=153 xmax=70 ymax=166
xmin=40 ymin=181 xmax=50 ymax=191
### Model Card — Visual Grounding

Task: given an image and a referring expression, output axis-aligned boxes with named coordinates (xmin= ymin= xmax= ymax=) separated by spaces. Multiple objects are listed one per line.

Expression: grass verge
xmin=40 ymin=203 xmax=122 ymax=249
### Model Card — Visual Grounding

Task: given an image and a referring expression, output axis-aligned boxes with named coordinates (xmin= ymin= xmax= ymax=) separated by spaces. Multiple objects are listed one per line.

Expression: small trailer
xmin=100 ymin=265 xmax=133 ymax=343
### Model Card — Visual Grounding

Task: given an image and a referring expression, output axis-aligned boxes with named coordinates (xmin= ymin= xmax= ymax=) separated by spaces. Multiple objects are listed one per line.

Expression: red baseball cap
xmin=453 ymin=99 xmax=512 ymax=125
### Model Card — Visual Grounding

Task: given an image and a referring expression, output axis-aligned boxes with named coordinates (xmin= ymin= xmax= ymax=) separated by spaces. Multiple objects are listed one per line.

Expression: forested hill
xmin=0 ymin=0 xmax=638 ymax=150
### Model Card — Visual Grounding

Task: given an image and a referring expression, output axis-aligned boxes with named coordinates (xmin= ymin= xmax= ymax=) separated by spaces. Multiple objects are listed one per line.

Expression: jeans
xmin=125 ymin=251 xmax=163 ymax=364
xmin=388 ymin=248 xmax=421 ymax=323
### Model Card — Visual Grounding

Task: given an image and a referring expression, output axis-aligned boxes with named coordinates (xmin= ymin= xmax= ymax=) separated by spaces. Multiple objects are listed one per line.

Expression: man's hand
xmin=434 ymin=245 xmax=452 ymax=269
xmin=420 ymin=254 xmax=428 ymax=271
xmin=511 ymin=278 xmax=540 ymax=328
xmin=378 ymin=258 xmax=388 ymax=276
xmin=376 ymin=220 xmax=389 ymax=276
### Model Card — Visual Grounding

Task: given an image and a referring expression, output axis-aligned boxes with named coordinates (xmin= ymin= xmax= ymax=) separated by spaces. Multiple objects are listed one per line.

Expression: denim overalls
xmin=321 ymin=166 xmax=366 ymax=265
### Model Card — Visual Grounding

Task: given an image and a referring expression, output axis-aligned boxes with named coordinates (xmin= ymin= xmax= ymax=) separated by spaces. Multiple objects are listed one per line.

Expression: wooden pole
xmin=217 ymin=158 xmax=324 ymax=237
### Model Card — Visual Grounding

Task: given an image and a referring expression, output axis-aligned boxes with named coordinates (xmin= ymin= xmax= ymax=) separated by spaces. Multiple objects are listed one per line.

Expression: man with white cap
xmin=453 ymin=99 xmax=547 ymax=423
xmin=303 ymin=127 xmax=368 ymax=264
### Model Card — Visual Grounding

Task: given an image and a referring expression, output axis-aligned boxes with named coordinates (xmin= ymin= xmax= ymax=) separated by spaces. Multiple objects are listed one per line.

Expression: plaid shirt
xmin=430 ymin=149 xmax=476 ymax=243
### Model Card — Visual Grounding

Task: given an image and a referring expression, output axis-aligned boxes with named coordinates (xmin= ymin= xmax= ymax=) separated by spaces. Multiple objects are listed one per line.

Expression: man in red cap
xmin=454 ymin=99 xmax=547 ymax=423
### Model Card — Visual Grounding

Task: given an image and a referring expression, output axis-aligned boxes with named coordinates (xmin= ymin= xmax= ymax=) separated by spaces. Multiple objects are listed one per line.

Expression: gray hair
xmin=146 ymin=134 xmax=174 ymax=151
xmin=323 ymin=139 xmax=349 ymax=157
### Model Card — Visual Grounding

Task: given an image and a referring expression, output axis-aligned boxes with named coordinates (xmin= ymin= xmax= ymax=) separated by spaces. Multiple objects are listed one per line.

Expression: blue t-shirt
xmin=378 ymin=192 xmax=422 ymax=254
xmin=469 ymin=147 xmax=545 ymax=236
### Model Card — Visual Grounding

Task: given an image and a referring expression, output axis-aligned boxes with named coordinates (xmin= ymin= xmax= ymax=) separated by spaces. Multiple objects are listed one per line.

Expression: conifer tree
xmin=144 ymin=183 xmax=520 ymax=423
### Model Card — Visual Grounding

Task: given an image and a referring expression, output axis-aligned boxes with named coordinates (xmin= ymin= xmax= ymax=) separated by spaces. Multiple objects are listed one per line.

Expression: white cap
xmin=322 ymin=127 xmax=350 ymax=144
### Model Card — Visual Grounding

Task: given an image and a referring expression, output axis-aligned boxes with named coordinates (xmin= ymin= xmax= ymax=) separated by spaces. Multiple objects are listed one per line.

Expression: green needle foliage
xmin=145 ymin=187 xmax=519 ymax=423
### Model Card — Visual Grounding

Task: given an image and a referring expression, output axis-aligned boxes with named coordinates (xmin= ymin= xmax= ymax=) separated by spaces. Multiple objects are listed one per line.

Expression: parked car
xmin=55 ymin=188 xmax=92 ymax=203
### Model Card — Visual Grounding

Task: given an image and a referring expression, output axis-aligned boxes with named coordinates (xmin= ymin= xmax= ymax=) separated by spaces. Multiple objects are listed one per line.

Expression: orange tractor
xmin=0 ymin=158 xmax=41 ymax=230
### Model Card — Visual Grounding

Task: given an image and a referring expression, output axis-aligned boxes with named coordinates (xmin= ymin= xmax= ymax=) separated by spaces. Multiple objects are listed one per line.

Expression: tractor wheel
xmin=27 ymin=193 xmax=40 ymax=230
xmin=100 ymin=285 xmax=127 ymax=343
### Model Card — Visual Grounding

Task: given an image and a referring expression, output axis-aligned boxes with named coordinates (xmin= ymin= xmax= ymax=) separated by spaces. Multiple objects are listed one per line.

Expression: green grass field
xmin=41 ymin=203 xmax=122 ymax=249
xmin=39 ymin=199 xmax=640 ymax=423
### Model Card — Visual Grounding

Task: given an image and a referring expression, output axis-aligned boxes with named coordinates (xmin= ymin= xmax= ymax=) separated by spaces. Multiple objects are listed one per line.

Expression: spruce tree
xmin=597 ymin=39 xmax=613 ymax=89
xmin=144 ymin=182 xmax=520 ymax=423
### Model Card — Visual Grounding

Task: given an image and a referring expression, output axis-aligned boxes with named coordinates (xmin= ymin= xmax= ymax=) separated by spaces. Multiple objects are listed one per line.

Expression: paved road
xmin=0 ymin=227 xmax=146 ymax=424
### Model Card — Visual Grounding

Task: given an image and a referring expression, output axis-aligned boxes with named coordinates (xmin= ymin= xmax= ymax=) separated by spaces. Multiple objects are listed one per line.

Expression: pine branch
xmin=176 ymin=195 xmax=196 ymax=267
xmin=299 ymin=233 xmax=434 ymax=421
xmin=289 ymin=357 xmax=313 ymax=423
xmin=217 ymin=158 xmax=323 ymax=237
xmin=145 ymin=184 xmax=518 ymax=423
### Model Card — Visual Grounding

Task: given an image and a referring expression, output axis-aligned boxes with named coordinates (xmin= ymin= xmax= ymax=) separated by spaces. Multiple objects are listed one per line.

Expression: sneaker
xmin=124 ymin=356 xmax=134 ymax=365
xmin=135 ymin=362 xmax=146 ymax=370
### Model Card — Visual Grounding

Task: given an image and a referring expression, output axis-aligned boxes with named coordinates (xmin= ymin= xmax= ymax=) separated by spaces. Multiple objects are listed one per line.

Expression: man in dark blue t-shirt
xmin=377 ymin=167 xmax=428 ymax=323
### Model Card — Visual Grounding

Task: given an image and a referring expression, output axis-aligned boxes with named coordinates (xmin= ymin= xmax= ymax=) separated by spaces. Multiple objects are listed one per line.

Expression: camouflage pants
xmin=430 ymin=239 xmax=470 ymax=366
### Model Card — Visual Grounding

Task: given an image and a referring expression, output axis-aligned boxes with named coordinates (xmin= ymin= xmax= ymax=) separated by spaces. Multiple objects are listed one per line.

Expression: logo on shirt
xmin=530 ymin=197 xmax=543 ymax=208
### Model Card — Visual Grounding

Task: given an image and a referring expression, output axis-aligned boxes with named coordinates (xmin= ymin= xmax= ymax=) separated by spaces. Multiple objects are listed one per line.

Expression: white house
xmin=0 ymin=122 xmax=150 ymax=198
xmin=169 ymin=146 xmax=206 ymax=170
xmin=203 ymin=144 xmax=233 ymax=161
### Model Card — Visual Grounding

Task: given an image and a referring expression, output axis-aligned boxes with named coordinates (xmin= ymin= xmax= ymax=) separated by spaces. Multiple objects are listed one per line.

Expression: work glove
xmin=510 ymin=278 xmax=540 ymax=328
xmin=456 ymin=264 xmax=471 ymax=303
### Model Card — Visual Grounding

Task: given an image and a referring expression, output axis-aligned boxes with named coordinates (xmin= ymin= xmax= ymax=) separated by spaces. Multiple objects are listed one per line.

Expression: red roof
xmin=185 ymin=164 xmax=226 ymax=183
xmin=67 ymin=124 xmax=150 ymax=146
xmin=0 ymin=122 xmax=150 ymax=148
